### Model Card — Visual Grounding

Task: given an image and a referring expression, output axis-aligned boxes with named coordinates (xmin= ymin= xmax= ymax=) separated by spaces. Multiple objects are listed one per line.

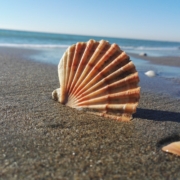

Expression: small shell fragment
xmin=162 ymin=141 xmax=180 ymax=156
xmin=145 ymin=70 xmax=156 ymax=77
xmin=52 ymin=40 xmax=140 ymax=121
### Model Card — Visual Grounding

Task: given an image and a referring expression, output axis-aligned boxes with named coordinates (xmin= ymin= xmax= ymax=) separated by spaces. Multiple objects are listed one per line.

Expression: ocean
xmin=0 ymin=29 xmax=180 ymax=98
xmin=1 ymin=29 xmax=180 ymax=64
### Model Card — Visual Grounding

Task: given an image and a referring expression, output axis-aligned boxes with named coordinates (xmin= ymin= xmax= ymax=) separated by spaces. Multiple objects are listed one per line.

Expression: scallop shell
xmin=52 ymin=39 xmax=140 ymax=121
xmin=162 ymin=141 xmax=180 ymax=156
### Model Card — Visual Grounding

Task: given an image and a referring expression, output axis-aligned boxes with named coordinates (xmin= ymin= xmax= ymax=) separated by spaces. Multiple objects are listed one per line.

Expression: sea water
xmin=1 ymin=29 xmax=180 ymax=98
xmin=1 ymin=29 xmax=180 ymax=64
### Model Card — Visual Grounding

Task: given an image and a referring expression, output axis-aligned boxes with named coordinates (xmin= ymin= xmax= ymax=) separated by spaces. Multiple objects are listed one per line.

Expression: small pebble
xmin=76 ymin=107 xmax=84 ymax=111
xmin=139 ymin=52 xmax=147 ymax=56
xmin=145 ymin=70 xmax=156 ymax=77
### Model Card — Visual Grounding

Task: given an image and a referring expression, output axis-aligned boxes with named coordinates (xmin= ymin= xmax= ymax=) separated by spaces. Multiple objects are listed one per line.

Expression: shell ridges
xmin=52 ymin=39 xmax=140 ymax=121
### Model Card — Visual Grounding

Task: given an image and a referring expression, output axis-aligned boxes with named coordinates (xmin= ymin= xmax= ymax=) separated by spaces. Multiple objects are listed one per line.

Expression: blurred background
xmin=0 ymin=0 xmax=180 ymax=97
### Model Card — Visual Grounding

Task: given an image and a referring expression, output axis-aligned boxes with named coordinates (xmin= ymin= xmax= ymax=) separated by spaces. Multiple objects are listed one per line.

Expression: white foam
xmin=0 ymin=42 xmax=179 ymax=52
xmin=0 ymin=43 xmax=69 ymax=49
xmin=121 ymin=46 xmax=179 ymax=51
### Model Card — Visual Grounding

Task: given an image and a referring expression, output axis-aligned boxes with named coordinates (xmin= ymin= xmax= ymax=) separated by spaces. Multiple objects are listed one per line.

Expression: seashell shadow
xmin=135 ymin=108 xmax=180 ymax=123
xmin=156 ymin=134 xmax=180 ymax=148
xmin=156 ymin=134 xmax=180 ymax=156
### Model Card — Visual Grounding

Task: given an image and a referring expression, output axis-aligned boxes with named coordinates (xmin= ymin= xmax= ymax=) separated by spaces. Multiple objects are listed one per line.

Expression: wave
xmin=121 ymin=46 xmax=180 ymax=51
xmin=0 ymin=43 xmax=69 ymax=48
xmin=0 ymin=43 xmax=179 ymax=51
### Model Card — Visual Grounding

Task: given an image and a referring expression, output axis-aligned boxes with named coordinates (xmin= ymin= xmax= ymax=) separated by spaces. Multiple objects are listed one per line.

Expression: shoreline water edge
xmin=1 ymin=46 xmax=180 ymax=99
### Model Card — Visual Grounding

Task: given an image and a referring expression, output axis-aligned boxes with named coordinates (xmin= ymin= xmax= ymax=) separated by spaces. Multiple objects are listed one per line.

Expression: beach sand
xmin=0 ymin=47 xmax=180 ymax=180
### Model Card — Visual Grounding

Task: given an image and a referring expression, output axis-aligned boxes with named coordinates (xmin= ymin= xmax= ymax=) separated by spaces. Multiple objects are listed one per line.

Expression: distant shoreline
xmin=128 ymin=52 xmax=180 ymax=67
xmin=0 ymin=46 xmax=180 ymax=68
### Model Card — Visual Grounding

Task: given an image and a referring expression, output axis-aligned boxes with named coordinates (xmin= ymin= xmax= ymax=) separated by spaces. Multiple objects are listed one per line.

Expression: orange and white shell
xmin=162 ymin=141 xmax=180 ymax=156
xmin=52 ymin=39 xmax=140 ymax=121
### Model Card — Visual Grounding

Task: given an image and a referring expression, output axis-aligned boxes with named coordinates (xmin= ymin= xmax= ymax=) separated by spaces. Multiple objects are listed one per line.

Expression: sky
xmin=0 ymin=0 xmax=180 ymax=42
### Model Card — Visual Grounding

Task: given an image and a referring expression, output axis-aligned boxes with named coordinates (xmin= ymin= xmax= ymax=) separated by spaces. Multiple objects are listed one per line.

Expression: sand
xmin=0 ymin=47 xmax=180 ymax=180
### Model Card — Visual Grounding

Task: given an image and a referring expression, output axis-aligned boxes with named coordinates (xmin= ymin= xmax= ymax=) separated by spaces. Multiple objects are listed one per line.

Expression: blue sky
xmin=0 ymin=0 xmax=180 ymax=42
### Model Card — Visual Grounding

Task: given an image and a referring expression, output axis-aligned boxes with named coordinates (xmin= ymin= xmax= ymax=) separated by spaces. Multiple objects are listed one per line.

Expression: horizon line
xmin=0 ymin=27 xmax=180 ymax=43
